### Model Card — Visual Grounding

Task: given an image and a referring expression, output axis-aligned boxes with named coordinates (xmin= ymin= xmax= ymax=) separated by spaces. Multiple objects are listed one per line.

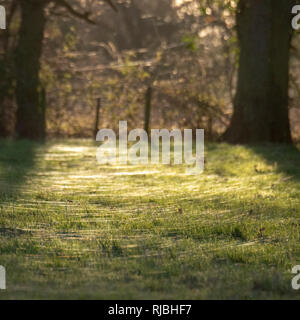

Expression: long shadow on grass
xmin=0 ymin=139 xmax=42 ymax=199
xmin=247 ymin=143 xmax=300 ymax=182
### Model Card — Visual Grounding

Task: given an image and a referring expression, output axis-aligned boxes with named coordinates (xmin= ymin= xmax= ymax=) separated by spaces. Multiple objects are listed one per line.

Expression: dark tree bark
xmin=0 ymin=57 xmax=15 ymax=137
xmin=223 ymin=0 xmax=295 ymax=144
xmin=0 ymin=0 xmax=18 ymax=137
xmin=14 ymin=0 xmax=47 ymax=139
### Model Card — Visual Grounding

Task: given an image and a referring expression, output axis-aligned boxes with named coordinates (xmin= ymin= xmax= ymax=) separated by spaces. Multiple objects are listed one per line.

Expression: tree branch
xmin=53 ymin=0 xmax=96 ymax=24
xmin=104 ymin=0 xmax=118 ymax=12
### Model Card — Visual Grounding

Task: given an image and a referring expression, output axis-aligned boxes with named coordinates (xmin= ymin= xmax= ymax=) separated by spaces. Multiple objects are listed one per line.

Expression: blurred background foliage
xmin=1 ymin=0 xmax=300 ymax=140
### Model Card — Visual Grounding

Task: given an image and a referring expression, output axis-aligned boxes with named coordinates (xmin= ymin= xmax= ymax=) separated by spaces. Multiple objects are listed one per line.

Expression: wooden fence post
xmin=94 ymin=97 xmax=101 ymax=138
xmin=144 ymin=86 xmax=152 ymax=135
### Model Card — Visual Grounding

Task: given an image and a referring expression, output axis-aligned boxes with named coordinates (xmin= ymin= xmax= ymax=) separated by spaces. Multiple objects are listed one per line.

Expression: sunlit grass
xmin=0 ymin=139 xmax=299 ymax=299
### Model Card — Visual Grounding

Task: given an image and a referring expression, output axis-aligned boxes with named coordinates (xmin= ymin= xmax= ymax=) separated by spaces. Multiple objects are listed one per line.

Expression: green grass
xmin=0 ymin=139 xmax=299 ymax=299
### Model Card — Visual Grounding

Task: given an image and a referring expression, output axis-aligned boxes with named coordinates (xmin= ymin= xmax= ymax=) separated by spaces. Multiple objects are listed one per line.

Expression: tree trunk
xmin=0 ymin=58 xmax=15 ymax=137
xmin=0 ymin=1 xmax=18 ymax=137
xmin=14 ymin=0 xmax=47 ymax=140
xmin=223 ymin=0 xmax=294 ymax=144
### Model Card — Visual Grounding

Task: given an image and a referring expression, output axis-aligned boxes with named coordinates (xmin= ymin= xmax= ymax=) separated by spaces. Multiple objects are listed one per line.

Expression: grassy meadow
xmin=0 ymin=139 xmax=299 ymax=299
